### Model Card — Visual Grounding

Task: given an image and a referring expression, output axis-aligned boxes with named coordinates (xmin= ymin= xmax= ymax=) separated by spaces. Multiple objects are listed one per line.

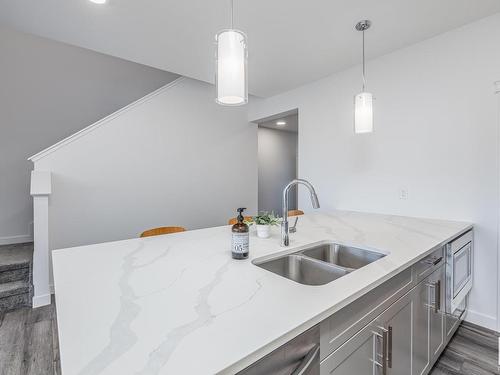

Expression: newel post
xmin=30 ymin=170 xmax=52 ymax=308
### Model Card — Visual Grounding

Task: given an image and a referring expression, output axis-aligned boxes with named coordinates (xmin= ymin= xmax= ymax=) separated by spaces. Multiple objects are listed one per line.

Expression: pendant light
xmin=215 ymin=0 xmax=248 ymax=106
xmin=354 ymin=20 xmax=373 ymax=134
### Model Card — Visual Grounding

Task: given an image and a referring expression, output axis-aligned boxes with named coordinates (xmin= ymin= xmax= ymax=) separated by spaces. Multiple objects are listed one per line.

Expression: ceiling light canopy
xmin=89 ymin=0 xmax=106 ymax=4
xmin=215 ymin=0 xmax=248 ymax=106
xmin=354 ymin=20 xmax=373 ymax=134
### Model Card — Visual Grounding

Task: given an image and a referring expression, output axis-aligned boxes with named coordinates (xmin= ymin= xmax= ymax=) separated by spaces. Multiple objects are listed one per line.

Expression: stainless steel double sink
xmin=253 ymin=242 xmax=386 ymax=286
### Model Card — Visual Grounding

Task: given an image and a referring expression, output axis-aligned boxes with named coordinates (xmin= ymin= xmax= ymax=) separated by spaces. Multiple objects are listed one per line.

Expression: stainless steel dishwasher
xmin=237 ymin=325 xmax=320 ymax=375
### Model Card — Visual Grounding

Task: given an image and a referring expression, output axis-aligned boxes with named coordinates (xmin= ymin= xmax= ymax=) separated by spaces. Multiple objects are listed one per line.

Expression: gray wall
xmin=34 ymin=78 xmax=257 ymax=250
xmin=258 ymin=127 xmax=297 ymax=215
xmin=0 ymin=26 xmax=178 ymax=244
xmin=249 ymin=14 xmax=500 ymax=330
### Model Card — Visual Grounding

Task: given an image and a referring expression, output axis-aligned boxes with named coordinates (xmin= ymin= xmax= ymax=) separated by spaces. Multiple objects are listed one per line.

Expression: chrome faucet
xmin=281 ymin=179 xmax=320 ymax=246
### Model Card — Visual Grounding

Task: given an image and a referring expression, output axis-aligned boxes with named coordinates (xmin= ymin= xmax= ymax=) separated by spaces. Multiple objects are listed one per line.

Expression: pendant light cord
xmin=362 ymin=29 xmax=366 ymax=91
xmin=231 ymin=0 xmax=234 ymax=29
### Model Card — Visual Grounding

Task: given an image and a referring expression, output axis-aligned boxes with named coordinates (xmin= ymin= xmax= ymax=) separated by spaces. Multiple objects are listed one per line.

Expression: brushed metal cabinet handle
xmin=433 ymin=256 xmax=443 ymax=266
xmin=426 ymin=282 xmax=438 ymax=312
xmin=375 ymin=326 xmax=388 ymax=375
xmin=435 ymin=280 xmax=441 ymax=313
xmin=422 ymin=256 xmax=442 ymax=266
xmin=291 ymin=344 xmax=319 ymax=375
xmin=387 ymin=326 xmax=393 ymax=368
xmin=382 ymin=329 xmax=388 ymax=375
xmin=372 ymin=331 xmax=383 ymax=373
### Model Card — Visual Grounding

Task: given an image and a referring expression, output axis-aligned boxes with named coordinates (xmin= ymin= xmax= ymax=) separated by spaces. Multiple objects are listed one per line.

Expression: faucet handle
xmin=289 ymin=217 xmax=299 ymax=233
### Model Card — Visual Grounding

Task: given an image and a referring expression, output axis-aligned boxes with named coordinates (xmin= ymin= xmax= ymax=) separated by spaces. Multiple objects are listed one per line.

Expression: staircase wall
xmin=32 ymin=77 xmax=257 ymax=254
xmin=0 ymin=26 xmax=179 ymax=245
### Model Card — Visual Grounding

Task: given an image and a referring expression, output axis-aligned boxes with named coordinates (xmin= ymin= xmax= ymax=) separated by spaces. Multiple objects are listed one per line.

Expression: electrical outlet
xmin=399 ymin=188 xmax=408 ymax=200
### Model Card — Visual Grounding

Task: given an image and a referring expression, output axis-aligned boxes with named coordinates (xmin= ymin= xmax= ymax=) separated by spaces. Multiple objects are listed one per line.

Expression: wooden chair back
xmin=228 ymin=216 xmax=253 ymax=225
xmin=140 ymin=226 xmax=186 ymax=238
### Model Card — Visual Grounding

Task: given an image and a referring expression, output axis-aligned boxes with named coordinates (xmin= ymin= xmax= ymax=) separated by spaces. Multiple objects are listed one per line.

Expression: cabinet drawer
xmin=320 ymin=321 xmax=379 ymax=375
xmin=413 ymin=247 xmax=444 ymax=283
xmin=238 ymin=325 xmax=320 ymax=375
xmin=320 ymin=267 xmax=414 ymax=360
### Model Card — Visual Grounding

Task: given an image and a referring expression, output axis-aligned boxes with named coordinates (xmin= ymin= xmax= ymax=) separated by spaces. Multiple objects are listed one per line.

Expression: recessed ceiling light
xmin=276 ymin=120 xmax=286 ymax=126
xmin=89 ymin=0 xmax=106 ymax=4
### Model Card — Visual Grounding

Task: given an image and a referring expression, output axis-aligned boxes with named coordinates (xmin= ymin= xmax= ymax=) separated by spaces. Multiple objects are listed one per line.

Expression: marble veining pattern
xmin=52 ymin=210 xmax=472 ymax=374
xmin=137 ymin=258 xmax=231 ymax=375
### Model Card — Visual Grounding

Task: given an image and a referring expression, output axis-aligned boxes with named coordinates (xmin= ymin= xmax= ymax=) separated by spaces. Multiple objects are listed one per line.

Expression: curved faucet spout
xmin=281 ymin=179 xmax=320 ymax=246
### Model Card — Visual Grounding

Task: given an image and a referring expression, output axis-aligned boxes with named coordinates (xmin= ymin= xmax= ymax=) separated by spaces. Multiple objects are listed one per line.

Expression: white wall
xmin=258 ymin=127 xmax=297 ymax=214
xmin=249 ymin=14 xmax=500 ymax=330
xmin=33 ymin=77 xmax=257 ymax=251
xmin=0 ymin=26 xmax=178 ymax=244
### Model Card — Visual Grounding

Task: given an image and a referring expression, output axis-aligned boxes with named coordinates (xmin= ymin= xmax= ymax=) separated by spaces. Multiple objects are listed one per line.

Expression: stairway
xmin=0 ymin=243 xmax=33 ymax=312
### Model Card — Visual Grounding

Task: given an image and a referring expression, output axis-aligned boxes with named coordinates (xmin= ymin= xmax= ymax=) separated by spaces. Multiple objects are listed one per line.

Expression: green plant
xmin=251 ymin=212 xmax=281 ymax=226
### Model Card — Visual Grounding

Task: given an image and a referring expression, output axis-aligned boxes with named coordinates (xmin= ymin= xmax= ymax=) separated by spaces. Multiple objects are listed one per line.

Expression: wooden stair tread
xmin=0 ymin=243 xmax=32 ymax=271
xmin=0 ymin=280 xmax=30 ymax=299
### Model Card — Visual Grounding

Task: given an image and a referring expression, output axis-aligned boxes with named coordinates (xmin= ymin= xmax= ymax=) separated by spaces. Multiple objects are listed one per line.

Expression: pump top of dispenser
xmin=236 ymin=207 xmax=247 ymax=223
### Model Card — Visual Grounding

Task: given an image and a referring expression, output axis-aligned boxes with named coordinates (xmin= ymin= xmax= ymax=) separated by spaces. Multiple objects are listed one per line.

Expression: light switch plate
xmin=399 ymin=188 xmax=409 ymax=200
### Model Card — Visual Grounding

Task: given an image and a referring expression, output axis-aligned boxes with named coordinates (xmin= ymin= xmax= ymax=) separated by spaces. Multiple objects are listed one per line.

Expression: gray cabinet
xmin=412 ymin=280 xmax=431 ymax=375
xmin=411 ymin=265 xmax=446 ymax=375
xmin=320 ymin=322 xmax=379 ymax=375
xmin=428 ymin=266 xmax=445 ymax=362
xmin=376 ymin=290 xmax=413 ymax=375
xmin=320 ymin=268 xmax=413 ymax=359
xmin=321 ymin=248 xmax=451 ymax=375
xmin=445 ymin=297 xmax=466 ymax=341
xmin=321 ymin=290 xmax=414 ymax=375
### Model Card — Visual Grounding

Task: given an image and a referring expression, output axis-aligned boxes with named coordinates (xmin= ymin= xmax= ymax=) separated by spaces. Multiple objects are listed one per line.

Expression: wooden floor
xmin=430 ymin=322 xmax=499 ymax=375
xmin=0 ymin=302 xmax=498 ymax=375
xmin=0 ymin=300 xmax=60 ymax=375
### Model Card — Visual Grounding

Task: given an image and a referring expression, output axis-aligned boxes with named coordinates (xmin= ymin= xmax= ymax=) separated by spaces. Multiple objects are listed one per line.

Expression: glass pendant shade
xmin=354 ymin=92 xmax=373 ymax=133
xmin=215 ymin=29 xmax=248 ymax=106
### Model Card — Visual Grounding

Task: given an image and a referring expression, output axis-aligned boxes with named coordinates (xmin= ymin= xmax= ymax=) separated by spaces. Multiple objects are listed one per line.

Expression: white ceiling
xmin=1 ymin=0 xmax=499 ymax=97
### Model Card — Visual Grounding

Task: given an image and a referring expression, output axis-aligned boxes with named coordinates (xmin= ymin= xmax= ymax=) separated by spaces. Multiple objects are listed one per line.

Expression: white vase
xmin=256 ymin=224 xmax=271 ymax=239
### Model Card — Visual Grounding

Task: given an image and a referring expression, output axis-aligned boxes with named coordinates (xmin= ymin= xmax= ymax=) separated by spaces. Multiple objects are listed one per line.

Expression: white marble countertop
xmin=52 ymin=210 xmax=472 ymax=375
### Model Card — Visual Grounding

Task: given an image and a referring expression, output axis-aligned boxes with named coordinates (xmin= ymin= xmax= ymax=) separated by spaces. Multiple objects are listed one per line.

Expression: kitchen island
xmin=52 ymin=211 xmax=472 ymax=374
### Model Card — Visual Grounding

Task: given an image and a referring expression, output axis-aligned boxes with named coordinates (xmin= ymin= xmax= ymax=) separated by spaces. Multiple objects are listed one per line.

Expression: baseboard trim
xmin=465 ymin=308 xmax=498 ymax=332
xmin=0 ymin=234 xmax=33 ymax=246
xmin=32 ymin=293 xmax=52 ymax=308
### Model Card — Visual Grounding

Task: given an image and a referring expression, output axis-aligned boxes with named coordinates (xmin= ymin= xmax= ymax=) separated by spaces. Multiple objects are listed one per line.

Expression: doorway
xmin=256 ymin=111 xmax=298 ymax=216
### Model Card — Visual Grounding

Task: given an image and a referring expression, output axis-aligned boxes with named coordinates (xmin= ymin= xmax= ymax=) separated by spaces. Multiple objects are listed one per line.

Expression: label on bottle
xmin=232 ymin=232 xmax=249 ymax=255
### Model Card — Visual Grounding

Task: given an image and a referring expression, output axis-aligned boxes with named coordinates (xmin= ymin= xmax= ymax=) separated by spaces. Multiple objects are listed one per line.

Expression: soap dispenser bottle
xmin=231 ymin=208 xmax=249 ymax=259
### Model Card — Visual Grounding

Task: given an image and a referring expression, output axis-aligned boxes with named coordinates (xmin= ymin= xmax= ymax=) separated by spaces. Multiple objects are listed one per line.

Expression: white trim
xmin=30 ymin=170 xmax=52 ymax=195
xmin=465 ymin=308 xmax=498 ymax=332
xmin=32 ymin=293 xmax=52 ymax=308
xmin=32 ymin=195 xmax=51 ymax=311
xmin=0 ymin=234 xmax=33 ymax=245
xmin=497 ymin=85 xmax=500 ymax=332
xmin=28 ymin=77 xmax=186 ymax=163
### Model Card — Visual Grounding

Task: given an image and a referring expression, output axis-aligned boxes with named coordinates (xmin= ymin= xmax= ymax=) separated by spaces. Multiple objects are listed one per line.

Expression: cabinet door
xmin=412 ymin=281 xmax=431 ymax=375
xmin=428 ymin=266 xmax=445 ymax=362
xmin=376 ymin=290 xmax=413 ymax=375
xmin=320 ymin=322 xmax=380 ymax=375
xmin=445 ymin=297 xmax=466 ymax=341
